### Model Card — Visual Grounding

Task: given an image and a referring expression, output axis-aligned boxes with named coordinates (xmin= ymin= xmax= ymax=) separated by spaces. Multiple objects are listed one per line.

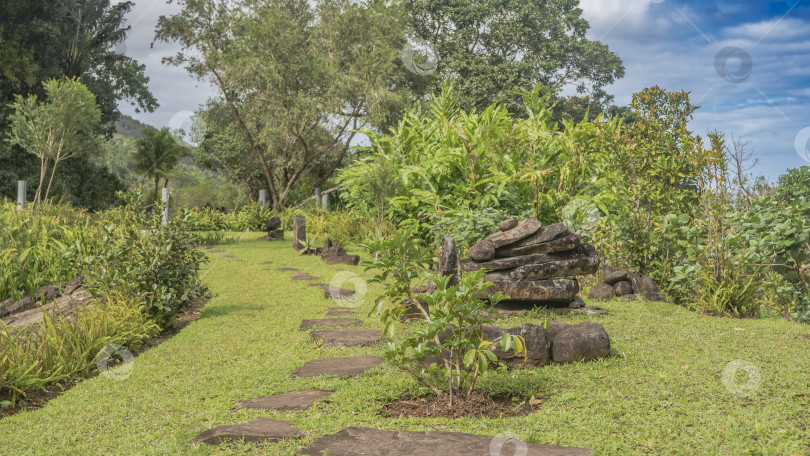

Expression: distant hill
xmin=114 ymin=114 xmax=154 ymax=139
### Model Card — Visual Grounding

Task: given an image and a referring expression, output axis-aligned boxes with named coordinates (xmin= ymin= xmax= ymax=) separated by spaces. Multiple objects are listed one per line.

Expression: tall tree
xmin=7 ymin=78 xmax=102 ymax=208
xmin=133 ymin=127 xmax=187 ymax=198
xmin=156 ymin=0 xmax=412 ymax=213
xmin=0 ymin=0 xmax=158 ymax=203
xmin=406 ymin=0 xmax=625 ymax=117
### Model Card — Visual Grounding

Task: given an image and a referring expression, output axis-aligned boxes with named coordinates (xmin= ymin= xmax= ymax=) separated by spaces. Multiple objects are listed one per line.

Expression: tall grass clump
xmin=0 ymin=294 xmax=159 ymax=405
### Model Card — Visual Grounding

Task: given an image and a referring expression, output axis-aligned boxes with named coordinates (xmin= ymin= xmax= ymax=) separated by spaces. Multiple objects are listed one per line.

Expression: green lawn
xmin=0 ymin=234 xmax=808 ymax=455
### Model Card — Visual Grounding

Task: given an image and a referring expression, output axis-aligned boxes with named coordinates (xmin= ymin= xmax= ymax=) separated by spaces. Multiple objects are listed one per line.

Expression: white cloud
xmin=725 ymin=17 xmax=810 ymax=42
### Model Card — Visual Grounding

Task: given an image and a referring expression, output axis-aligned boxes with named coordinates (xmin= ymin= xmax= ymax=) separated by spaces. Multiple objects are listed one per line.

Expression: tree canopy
xmin=405 ymin=0 xmax=625 ymax=117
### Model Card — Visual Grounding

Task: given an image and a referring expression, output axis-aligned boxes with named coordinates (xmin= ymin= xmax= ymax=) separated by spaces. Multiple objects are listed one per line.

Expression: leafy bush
xmin=176 ymin=202 xmax=270 ymax=232
xmin=430 ymin=207 xmax=517 ymax=252
xmin=364 ymin=234 xmax=523 ymax=403
xmin=0 ymin=294 xmax=159 ymax=404
xmin=86 ymin=192 xmax=208 ymax=328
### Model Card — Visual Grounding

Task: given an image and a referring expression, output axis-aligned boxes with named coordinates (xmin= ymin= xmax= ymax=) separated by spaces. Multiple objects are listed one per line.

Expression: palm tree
xmin=133 ymin=127 xmax=186 ymax=199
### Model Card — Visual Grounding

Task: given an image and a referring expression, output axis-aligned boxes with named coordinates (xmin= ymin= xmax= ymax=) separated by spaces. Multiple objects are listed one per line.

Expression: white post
xmin=321 ymin=193 xmax=329 ymax=210
xmin=314 ymin=187 xmax=321 ymax=206
xmin=16 ymin=180 xmax=26 ymax=211
xmin=259 ymin=190 xmax=267 ymax=207
xmin=162 ymin=188 xmax=170 ymax=226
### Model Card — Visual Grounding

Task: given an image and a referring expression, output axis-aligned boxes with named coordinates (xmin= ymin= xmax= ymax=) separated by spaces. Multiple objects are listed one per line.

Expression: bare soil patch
xmin=381 ymin=391 xmax=541 ymax=419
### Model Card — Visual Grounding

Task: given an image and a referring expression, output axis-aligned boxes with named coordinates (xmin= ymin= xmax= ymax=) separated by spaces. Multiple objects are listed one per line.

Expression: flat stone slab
xmin=234 ymin=390 xmax=333 ymax=411
xmin=193 ymin=417 xmax=303 ymax=445
xmin=299 ymin=318 xmax=362 ymax=330
xmin=320 ymin=286 xmax=356 ymax=300
xmin=310 ymin=328 xmax=381 ymax=347
xmin=325 ymin=309 xmax=357 ymax=317
xmin=259 ymin=261 xmax=273 ymax=265
xmin=291 ymin=356 xmax=385 ymax=378
xmin=276 ymin=267 xmax=300 ymax=272
xmin=292 ymin=274 xmax=319 ymax=281
xmin=298 ymin=427 xmax=594 ymax=455
xmin=208 ymin=249 xmax=227 ymax=253
xmin=553 ymin=306 xmax=607 ymax=316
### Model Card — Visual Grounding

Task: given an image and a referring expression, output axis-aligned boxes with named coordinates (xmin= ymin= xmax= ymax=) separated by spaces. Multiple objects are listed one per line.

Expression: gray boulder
xmin=467 ymin=239 xmax=495 ymax=262
xmin=262 ymin=216 xmax=281 ymax=231
xmin=641 ymin=275 xmax=659 ymax=293
xmin=551 ymin=322 xmax=610 ymax=364
xmin=587 ymin=283 xmax=614 ymax=300
xmin=644 ymin=291 xmax=667 ymax=302
xmin=484 ymin=323 xmax=550 ymax=368
xmin=498 ymin=218 xmax=518 ymax=231
xmin=613 ymin=281 xmax=632 ymax=296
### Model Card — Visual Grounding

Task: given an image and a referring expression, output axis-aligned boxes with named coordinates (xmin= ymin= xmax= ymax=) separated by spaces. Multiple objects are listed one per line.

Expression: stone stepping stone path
xmin=291 ymin=356 xmax=384 ymax=378
xmin=310 ymin=328 xmax=381 ymax=348
xmin=207 ymin=249 xmax=227 ymax=254
xmin=316 ymin=284 xmax=356 ymax=300
xmin=259 ymin=261 xmax=273 ymax=265
xmin=276 ymin=267 xmax=301 ymax=272
xmin=299 ymin=318 xmax=362 ymax=330
xmin=234 ymin=390 xmax=333 ymax=411
xmin=193 ymin=417 xmax=303 ymax=445
xmin=324 ymin=308 xmax=357 ymax=317
xmin=292 ymin=273 xmax=319 ymax=281
xmin=222 ymin=255 xmax=237 ymax=259
xmin=298 ymin=427 xmax=594 ymax=455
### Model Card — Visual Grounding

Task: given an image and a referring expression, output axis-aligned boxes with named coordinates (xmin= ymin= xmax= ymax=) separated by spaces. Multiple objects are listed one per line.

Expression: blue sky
xmin=119 ymin=0 xmax=810 ymax=181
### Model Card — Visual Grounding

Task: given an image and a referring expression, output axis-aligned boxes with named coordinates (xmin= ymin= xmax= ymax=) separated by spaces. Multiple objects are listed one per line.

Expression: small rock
xmin=569 ymin=296 xmax=586 ymax=308
xmin=262 ymin=216 xmax=281 ymax=231
xmin=322 ymin=254 xmax=360 ymax=266
xmin=63 ymin=275 xmax=85 ymax=295
xmin=603 ymin=269 xmax=629 ymax=285
xmin=34 ymin=285 xmax=59 ymax=303
xmin=551 ymin=322 xmax=610 ymax=364
xmin=1 ymin=296 xmax=35 ymax=317
xmin=613 ymin=281 xmax=632 ymax=296
xmin=467 ymin=239 xmax=495 ymax=262
xmin=587 ymin=283 xmax=614 ymax=300
xmin=644 ymin=291 xmax=667 ymax=302
xmin=498 ymin=218 xmax=518 ymax=231
xmin=484 ymin=323 xmax=550 ymax=368
xmin=436 ymin=236 xmax=459 ymax=286
xmin=626 ymin=271 xmax=644 ymax=294
xmin=292 ymin=215 xmax=307 ymax=252
xmin=641 ymin=275 xmax=659 ymax=293
xmin=621 ymin=294 xmax=638 ymax=301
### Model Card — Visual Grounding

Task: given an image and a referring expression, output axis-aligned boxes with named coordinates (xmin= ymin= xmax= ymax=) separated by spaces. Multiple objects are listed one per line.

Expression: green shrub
xmin=364 ymin=234 xmax=523 ymax=403
xmin=86 ymin=192 xmax=208 ymax=328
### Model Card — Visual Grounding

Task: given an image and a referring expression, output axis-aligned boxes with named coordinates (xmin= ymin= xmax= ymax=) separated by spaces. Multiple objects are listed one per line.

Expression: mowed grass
xmin=0 ymin=234 xmax=808 ymax=455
